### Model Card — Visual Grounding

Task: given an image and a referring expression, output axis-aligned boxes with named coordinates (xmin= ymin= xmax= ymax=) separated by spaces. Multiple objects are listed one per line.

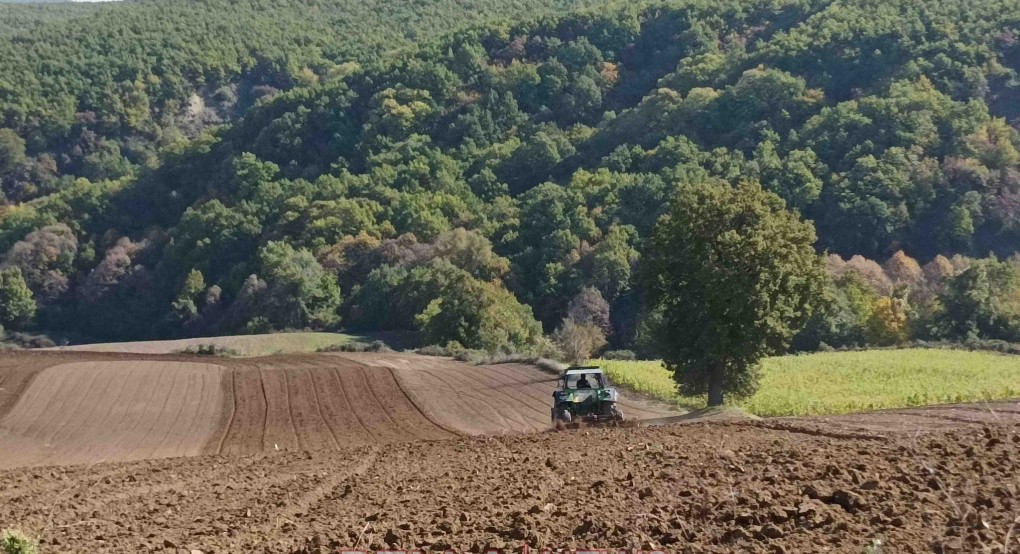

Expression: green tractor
xmin=551 ymin=366 xmax=624 ymax=426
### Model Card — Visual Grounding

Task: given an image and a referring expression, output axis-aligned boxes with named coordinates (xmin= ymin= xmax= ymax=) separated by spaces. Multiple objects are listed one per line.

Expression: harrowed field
xmin=597 ymin=348 xmax=1020 ymax=416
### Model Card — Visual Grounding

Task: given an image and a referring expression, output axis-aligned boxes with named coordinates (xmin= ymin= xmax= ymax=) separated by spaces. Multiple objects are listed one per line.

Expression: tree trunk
xmin=707 ymin=363 xmax=724 ymax=406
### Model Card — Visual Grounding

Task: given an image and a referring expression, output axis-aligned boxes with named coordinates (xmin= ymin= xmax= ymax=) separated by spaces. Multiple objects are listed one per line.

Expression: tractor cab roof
xmin=564 ymin=367 xmax=604 ymax=376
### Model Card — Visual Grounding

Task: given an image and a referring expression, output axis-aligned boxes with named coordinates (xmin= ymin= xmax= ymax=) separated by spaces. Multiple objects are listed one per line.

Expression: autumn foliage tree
xmin=553 ymin=318 xmax=607 ymax=364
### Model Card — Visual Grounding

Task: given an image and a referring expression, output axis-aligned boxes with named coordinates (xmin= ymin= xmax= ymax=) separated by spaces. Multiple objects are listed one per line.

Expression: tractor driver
xmin=575 ymin=374 xmax=592 ymax=389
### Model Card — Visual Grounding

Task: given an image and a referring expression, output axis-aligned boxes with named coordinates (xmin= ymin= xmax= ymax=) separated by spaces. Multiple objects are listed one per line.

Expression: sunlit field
xmin=597 ymin=349 xmax=1020 ymax=416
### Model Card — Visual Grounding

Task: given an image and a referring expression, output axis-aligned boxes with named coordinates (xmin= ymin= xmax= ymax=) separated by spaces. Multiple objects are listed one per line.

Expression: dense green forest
xmin=0 ymin=0 xmax=604 ymax=202
xmin=0 ymin=2 xmax=99 ymax=35
xmin=2 ymin=0 xmax=1020 ymax=354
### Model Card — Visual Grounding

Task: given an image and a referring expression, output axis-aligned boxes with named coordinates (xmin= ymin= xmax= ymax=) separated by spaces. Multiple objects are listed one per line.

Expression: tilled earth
xmin=0 ymin=351 xmax=679 ymax=468
xmin=1 ymin=417 xmax=1017 ymax=553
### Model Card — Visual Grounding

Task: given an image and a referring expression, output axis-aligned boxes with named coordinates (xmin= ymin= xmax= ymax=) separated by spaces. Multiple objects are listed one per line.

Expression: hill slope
xmin=0 ymin=0 xmax=606 ymax=202
xmin=2 ymin=0 xmax=1020 ymax=349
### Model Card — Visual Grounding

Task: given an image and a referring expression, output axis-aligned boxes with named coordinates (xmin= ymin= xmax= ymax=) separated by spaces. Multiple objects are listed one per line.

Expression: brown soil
xmin=0 ymin=353 xmax=67 ymax=419
xmin=1 ymin=350 xmax=1017 ymax=553
xmin=341 ymin=352 xmax=679 ymax=436
xmin=0 ymin=417 xmax=1015 ymax=553
xmin=0 ymin=351 xmax=459 ymax=468
xmin=776 ymin=401 xmax=1020 ymax=434
xmin=0 ymin=360 xmax=225 ymax=469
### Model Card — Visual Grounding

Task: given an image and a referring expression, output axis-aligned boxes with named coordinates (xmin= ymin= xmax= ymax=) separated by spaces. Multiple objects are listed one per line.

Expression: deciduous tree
xmin=0 ymin=267 xmax=36 ymax=329
xmin=642 ymin=181 xmax=825 ymax=405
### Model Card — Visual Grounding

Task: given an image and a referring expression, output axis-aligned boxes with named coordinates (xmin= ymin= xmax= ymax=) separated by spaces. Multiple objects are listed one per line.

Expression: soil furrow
xmin=213 ymin=364 xmax=238 ymax=455
xmin=219 ymin=364 xmax=268 ymax=456
xmin=77 ymin=364 xmax=140 ymax=464
xmin=415 ymin=363 xmax=544 ymax=431
xmin=413 ymin=366 xmax=520 ymax=432
xmin=260 ymin=366 xmax=300 ymax=452
xmin=331 ymin=365 xmax=375 ymax=442
xmin=305 ymin=365 xmax=341 ymax=450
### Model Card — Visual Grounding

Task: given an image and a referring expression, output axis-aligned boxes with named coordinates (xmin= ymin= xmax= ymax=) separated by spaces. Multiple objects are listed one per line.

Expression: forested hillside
xmin=0 ymin=0 xmax=602 ymax=202
xmin=2 ymin=0 xmax=1020 ymax=352
xmin=0 ymin=2 xmax=98 ymax=35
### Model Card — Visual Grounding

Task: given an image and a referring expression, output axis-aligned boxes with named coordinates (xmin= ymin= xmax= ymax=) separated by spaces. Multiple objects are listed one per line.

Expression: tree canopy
xmin=641 ymin=181 xmax=825 ymax=404
xmin=2 ymin=0 xmax=1020 ymax=356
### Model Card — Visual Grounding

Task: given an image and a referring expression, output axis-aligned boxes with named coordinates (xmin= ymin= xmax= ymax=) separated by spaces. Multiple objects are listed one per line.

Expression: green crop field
xmin=597 ymin=349 xmax=1020 ymax=417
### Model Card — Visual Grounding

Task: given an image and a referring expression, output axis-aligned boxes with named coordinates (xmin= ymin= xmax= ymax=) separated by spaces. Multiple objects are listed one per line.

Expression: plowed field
xmin=0 ymin=352 xmax=461 ymax=468
xmin=0 ymin=360 xmax=225 ymax=468
xmin=337 ymin=352 xmax=677 ymax=435
xmin=0 ymin=351 xmax=677 ymax=469
xmin=1 ymin=349 xmax=1017 ymax=553
xmin=1 ymin=412 xmax=1016 ymax=553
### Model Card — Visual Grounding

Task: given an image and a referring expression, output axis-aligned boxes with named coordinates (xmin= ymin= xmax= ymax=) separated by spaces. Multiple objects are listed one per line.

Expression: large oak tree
xmin=642 ymin=180 xmax=825 ymax=405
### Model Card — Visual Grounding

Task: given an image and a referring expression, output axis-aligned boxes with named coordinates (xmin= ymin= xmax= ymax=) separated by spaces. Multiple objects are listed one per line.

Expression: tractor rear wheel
xmin=552 ymin=407 xmax=573 ymax=430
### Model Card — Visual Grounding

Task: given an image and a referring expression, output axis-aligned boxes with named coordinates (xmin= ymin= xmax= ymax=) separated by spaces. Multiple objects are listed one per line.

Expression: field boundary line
xmin=891 ymin=411 xmax=1003 ymax=426
xmin=258 ymin=366 xmax=270 ymax=451
xmin=0 ymin=358 xmax=64 ymax=421
xmin=281 ymin=367 xmax=302 ymax=451
xmin=416 ymin=366 xmax=517 ymax=431
xmin=483 ymin=363 xmax=563 ymax=410
xmin=30 ymin=364 xmax=100 ymax=445
xmin=4 ymin=362 xmax=74 ymax=438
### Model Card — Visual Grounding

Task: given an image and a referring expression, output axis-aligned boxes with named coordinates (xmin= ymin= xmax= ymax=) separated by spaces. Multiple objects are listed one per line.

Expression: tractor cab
xmin=563 ymin=368 xmax=607 ymax=389
xmin=551 ymin=366 xmax=623 ymax=425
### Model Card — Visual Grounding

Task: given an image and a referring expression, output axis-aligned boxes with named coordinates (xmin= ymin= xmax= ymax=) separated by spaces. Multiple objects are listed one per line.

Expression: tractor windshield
xmin=565 ymin=373 xmax=605 ymax=389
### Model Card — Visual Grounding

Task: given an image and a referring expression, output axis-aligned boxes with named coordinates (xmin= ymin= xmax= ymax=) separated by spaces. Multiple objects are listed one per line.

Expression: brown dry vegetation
xmin=43 ymin=332 xmax=355 ymax=357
